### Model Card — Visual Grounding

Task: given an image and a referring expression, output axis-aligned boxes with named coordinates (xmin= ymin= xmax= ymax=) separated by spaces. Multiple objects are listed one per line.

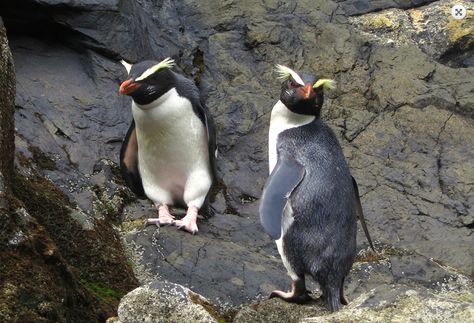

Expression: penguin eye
xmin=289 ymin=80 xmax=297 ymax=88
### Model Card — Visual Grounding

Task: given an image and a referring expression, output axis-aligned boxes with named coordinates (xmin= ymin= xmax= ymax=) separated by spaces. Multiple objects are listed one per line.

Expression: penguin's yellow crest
xmin=313 ymin=79 xmax=336 ymax=90
xmin=274 ymin=64 xmax=305 ymax=86
xmin=136 ymin=57 xmax=175 ymax=81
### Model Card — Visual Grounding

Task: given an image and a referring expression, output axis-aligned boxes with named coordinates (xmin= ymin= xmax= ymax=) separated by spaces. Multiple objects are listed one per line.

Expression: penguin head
xmin=119 ymin=57 xmax=176 ymax=106
xmin=275 ymin=64 xmax=335 ymax=117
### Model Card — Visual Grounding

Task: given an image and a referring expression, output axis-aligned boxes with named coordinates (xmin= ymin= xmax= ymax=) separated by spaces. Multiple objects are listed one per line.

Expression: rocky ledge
xmin=0 ymin=0 xmax=472 ymax=321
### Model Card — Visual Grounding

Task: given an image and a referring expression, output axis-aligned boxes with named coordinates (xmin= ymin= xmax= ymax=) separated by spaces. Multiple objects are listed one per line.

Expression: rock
xmin=122 ymin=210 xmax=288 ymax=306
xmin=0 ymin=16 xmax=15 ymax=214
xmin=0 ymin=14 xmax=138 ymax=322
xmin=1 ymin=21 xmax=100 ymax=322
xmin=233 ymin=298 xmax=327 ymax=323
xmin=335 ymin=0 xmax=437 ymax=16
xmin=117 ymin=281 xmax=219 ymax=323
xmin=301 ymin=289 xmax=474 ymax=322
xmin=0 ymin=0 xmax=473 ymax=320
xmin=234 ymin=251 xmax=474 ymax=322
xmin=349 ymin=0 xmax=474 ymax=68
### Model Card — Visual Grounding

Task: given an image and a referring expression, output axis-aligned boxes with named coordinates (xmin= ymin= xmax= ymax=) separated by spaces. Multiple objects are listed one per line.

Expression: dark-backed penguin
xmin=118 ymin=58 xmax=216 ymax=234
xmin=259 ymin=64 xmax=374 ymax=312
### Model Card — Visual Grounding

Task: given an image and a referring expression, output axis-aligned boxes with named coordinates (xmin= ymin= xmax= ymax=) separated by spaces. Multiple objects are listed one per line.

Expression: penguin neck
xmin=132 ymin=87 xmax=183 ymax=132
xmin=132 ymin=87 xmax=177 ymax=111
xmin=268 ymin=100 xmax=316 ymax=173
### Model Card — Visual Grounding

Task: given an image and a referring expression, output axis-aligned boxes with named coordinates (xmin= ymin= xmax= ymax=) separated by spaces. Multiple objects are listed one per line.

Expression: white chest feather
xmin=132 ymin=88 xmax=210 ymax=203
xmin=268 ymin=101 xmax=315 ymax=173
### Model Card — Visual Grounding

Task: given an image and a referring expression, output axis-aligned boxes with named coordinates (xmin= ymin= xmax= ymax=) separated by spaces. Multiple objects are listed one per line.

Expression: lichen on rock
xmin=0 ymin=0 xmax=473 ymax=321
xmin=117 ymin=281 xmax=219 ymax=323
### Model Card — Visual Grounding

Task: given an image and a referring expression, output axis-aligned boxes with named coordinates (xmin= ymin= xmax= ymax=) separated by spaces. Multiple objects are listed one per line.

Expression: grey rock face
xmin=0 ymin=16 xmax=15 ymax=212
xmin=0 ymin=0 xmax=473 ymax=320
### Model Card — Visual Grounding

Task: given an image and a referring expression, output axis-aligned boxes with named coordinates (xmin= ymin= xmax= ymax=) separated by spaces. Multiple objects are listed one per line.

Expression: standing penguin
xmin=259 ymin=64 xmax=374 ymax=311
xmin=118 ymin=58 xmax=216 ymax=234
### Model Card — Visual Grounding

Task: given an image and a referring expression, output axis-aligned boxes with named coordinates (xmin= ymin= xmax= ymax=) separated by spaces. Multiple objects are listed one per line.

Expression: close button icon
xmin=451 ymin=4 xmax=467 ymax=20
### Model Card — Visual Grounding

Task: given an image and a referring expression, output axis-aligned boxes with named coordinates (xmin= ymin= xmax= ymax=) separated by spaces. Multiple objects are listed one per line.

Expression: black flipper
xmin=352 ymin=176 xmax=375 ymax=251
xmin=198 ymin=99 xmax=218 ymax=181
xmin=175 ymin=74 xmax=218 ymax=181
xmin=259 ymin=155 xmax=305 ymax=240
xmin=120 ymin=120 xmax=146 ymax=199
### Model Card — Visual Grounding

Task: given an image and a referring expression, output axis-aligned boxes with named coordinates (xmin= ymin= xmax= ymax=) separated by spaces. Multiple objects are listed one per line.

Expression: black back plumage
xmin=260 ymin=118 xmax=358 ymax=312
xmin=260 ymin=66 xmax=375 ymax=311
xmin=174 ymin=73 xmax=218 ymax=180
xmin=119 ymin=119 xmax=146 ymax=198
xmin=278 ymin=119 xmax=357 ymax=275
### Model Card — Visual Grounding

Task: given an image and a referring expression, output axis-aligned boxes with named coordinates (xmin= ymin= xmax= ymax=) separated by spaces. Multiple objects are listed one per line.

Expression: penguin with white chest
xmin=119 ymin=58 xmax=216 ymax=234
xmin=260 ymin=65 xmax=374 ymax=311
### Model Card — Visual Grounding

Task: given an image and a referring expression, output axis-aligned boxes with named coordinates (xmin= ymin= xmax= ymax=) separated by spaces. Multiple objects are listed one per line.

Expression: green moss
xmin=91 ymin=185 xmax=127 ymax=224
xmin=355 ymin=246 xmax=412 ymax=263
xmin=80 ymin=280 xmax=124 ymax=303
xmin=362 ymin=14 xmax=398 ymax=30
xmin=121 ymin=219 xmax=144 ymax=232
xmin=447 ymin=18 xmax=473 ymax=44
xmin=28 ymin=146 xmax=57 ymax=171
xmin=188 ymin=292 xmax=235 ymax=323
xmin=11 ymin=157 xmax=138 ymax=318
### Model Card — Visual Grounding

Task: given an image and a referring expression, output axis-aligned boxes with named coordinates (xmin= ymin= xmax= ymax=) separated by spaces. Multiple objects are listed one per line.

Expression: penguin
xmin=118 ymin=57 xmax=217 ymax=234
xmin=259 ymin=64 xmax=374 ymax=312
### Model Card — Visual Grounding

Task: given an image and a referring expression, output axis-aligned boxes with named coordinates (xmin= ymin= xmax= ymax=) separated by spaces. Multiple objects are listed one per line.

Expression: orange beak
xmin=119 ymin=79 xmax=141 ymax=95
xmin=300 ymin=84 xmax=314 ymax=99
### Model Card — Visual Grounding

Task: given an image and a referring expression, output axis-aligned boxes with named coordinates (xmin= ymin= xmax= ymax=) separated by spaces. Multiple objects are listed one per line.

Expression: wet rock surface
xmin=1 ymin=0 xmax=473 ymax=320
xmin=233 ymin=252 xmax=474 ymax=322
xmin=123 ymin=205 xmax=289 ymax=306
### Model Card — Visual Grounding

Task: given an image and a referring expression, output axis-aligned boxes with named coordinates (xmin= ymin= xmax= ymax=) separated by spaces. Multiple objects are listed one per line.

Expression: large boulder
xmin=116 ymin=281 xmax=222 ymax=323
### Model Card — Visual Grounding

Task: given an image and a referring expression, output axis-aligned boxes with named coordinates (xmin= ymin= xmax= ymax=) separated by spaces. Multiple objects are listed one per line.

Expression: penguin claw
xmin=173 ymin=206 xmax=199 ymax=234
xmin=174 ymin=220 xmax=199 ymax=235
xmin=143 ymin=219 xmax=159 ymax=227
xmin=144 ymin=217 xmax=174 ymax=227
xmin=145 ymin=204 xmax=176 ymax=227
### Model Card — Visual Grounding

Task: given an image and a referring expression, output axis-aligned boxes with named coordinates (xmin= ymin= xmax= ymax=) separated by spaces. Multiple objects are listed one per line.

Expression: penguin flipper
xmin=202 ymin=103 xmax=218 ymax=181
xmin=120 ymin=120 xmax=146 ymax=198
xmin=352 ymin=176 xmax=375 ymax=251
xmin=175 ymin=74 xmax=218 ymax=181
xmin=259 ymin=155 xmax=305 ymax=240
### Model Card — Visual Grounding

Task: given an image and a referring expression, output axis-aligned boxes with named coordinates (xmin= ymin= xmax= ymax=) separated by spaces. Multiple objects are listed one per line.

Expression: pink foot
xmin=145 ymin=204 xmax=175 ymax=226
xmin=269 ymin=279 xmax=311 ymax=304
xmin=270 ymin=290 xmax=293 ymax=298
xmin=174 ymin=206 xmax=199 ymax=234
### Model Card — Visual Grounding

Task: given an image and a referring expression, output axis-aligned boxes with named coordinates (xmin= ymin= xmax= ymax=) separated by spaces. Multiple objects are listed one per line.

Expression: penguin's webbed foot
xmin=269 ymin=289 xmax=311 ymax=304
xmin=174 ymin=206 xmax=199 ymax=235
xmin=145 ymin=204 xmax=175 ymax=227
xmin=269 ymin=278 xmax=311 ymax=304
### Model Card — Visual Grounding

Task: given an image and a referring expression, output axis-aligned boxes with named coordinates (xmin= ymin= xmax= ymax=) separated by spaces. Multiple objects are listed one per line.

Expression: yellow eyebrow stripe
xmin=274 ymin=64 xmax=305 ymax=86
xmin=313 ymin=79 xmax=336 ymax=90
xmin=135 ymin=57 xmax=175 ymax=81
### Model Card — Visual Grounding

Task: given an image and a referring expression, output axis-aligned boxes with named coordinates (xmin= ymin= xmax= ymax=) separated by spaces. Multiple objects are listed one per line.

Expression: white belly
xmin=275 ymin=201 xmax=298 ymax=280
xmin=133 ymin=88 xmax=212 ymax=206
xmin=268 ymin=101 xmax=315 ymax=173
